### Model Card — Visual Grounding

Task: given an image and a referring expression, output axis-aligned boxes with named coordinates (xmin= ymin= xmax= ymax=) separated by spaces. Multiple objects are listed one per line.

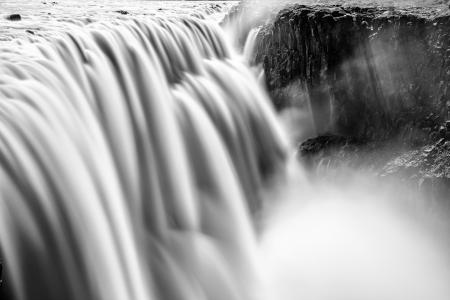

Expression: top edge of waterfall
xmin=0 ymin=0 xmax=239 ymax=43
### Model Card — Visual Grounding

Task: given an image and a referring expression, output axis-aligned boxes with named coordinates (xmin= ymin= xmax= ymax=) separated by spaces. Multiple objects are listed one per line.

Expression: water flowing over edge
xmin=1 ymin=4 xmax=450 ymax=300
xmin=0 ymin=14 xmax=288 ymax=300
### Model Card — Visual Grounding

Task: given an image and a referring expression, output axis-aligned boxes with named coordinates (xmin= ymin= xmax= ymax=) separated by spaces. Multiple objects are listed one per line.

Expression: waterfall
xmin=2 ymin=6 xmax=450 ymax=300
xmin=0 ymin=16 xmax=288 ymax=300
xmin=242 ymin=28 xmax=259 ymax=63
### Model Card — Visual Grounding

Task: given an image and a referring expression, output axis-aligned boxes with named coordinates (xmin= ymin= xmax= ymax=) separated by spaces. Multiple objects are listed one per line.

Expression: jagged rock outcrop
xmin=254 ymin=5 xmax=450 ymax=142
xmin=381 ymin=137 xmax=450 ymax=207
xmin=298 ymin=133 xmax=450 ymax=206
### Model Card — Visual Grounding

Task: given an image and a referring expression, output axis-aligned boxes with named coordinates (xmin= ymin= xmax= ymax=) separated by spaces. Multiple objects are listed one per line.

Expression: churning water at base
xmin=0 ymin=9 xmax=449 ymax=300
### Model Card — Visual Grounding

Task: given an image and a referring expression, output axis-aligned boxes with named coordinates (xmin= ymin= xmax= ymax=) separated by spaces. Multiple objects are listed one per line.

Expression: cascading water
xmin=0 ymin=15 xmax=287 ymax=300
xmin=1 ymin=4 xmax=450 ymax=300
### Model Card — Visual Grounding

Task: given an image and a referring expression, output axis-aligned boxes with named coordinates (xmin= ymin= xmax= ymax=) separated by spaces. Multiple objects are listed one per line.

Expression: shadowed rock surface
xmin=298 ymin=133 xmax=450 ymax=209
xmin=246 ymin=3 xmax=450 ymax=197
xmin=254 ymin=4 xmax=450 ymax=142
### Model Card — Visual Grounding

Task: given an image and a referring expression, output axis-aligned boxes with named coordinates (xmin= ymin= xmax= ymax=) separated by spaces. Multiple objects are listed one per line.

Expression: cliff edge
xmin=254 ymin=4 xmax=450 ymax=143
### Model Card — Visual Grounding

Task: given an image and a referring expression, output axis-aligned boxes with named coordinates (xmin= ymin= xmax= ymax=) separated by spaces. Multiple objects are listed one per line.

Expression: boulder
xmin=115 ymin=10 xmax=129 ymax=15
xmin=6 ymin=14 xmax=21 ymax=21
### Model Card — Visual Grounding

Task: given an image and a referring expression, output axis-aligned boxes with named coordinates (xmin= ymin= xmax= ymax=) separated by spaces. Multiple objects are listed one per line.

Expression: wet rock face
xmin=297 ymin=134 xmax=450 ymax=208
xmin=254 ymin=5 xmax=450 ymax=141
xmin=381 ymin=138 xmax=450 ymax=207
xmin=383 ymin=138 xmax=450 ymax=179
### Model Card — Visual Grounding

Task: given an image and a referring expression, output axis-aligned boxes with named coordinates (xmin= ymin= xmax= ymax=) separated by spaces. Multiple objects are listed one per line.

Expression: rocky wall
xmin=254 ymin=5 xmax=450 ymax=142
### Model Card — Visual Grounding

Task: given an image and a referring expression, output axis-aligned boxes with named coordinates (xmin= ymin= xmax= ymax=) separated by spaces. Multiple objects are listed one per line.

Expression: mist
xmin=258 ymin=162 xmax=450 ymax=300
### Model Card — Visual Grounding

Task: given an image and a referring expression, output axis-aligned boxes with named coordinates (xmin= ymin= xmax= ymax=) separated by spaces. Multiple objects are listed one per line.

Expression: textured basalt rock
xmin=298 ymin=134 xmax=397 ymax=171
xmin=254 ymin=5 xmax=450 ymax=142
xmin=0 ymin=261 xmax=12 ymax=300
xmin=381 ymin=137 xmax=450 ymax=206
xmin=298 ymin=133 xmax=450 ymax=207
xmin=382 ymin=138 xmax=450 ymax=178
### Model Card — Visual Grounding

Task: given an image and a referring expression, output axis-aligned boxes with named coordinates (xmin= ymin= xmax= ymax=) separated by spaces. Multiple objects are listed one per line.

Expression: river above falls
xmin=0 ymin=1 xmax=237 ymax=41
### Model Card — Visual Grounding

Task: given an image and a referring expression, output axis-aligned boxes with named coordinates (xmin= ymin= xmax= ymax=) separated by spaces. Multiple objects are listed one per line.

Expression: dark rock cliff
xmin=254 ymin=5 xmax=450 ymax=142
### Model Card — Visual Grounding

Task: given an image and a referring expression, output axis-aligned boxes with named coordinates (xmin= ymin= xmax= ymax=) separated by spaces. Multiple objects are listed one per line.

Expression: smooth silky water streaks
xmin=1 ymin=6 xmax=450 ymax=300
xmin=242 ymin=27 xmax=259 ymax=64
xmin=0 ymin=15 xmax=287 ymax=300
